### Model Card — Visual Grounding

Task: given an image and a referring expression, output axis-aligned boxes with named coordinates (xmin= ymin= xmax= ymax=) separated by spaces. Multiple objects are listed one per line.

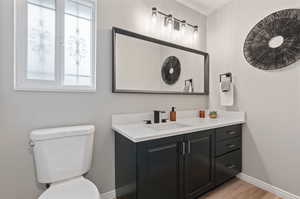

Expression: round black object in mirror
xmin=243 ymin=9 xmax=300 ymax=70
xmin=161 ymin=56 xmax=181 ymax=85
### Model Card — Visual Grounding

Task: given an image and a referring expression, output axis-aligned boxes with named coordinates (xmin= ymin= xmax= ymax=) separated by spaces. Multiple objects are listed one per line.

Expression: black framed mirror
xmin=112 ymin=27 xmax=209 ymax=95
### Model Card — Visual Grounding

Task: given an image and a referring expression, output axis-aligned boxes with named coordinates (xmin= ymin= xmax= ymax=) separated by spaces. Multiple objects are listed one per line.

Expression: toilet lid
xmin=39 ymin=177 xmax=100 ymax=199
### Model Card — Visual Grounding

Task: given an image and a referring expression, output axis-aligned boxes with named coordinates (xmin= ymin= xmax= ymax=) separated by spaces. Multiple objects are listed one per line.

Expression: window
xmin=15 ymin=0 xmax=96 ymax=92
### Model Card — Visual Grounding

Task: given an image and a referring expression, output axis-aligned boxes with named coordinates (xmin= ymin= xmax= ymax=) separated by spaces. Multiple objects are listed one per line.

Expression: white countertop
xmin=112 ymin=110 xmax=246 ymax=143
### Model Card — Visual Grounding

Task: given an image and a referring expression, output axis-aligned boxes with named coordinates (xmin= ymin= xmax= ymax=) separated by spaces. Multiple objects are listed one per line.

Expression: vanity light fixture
xmin=151 ymin=7 xmax=199 ymax=35
xmin=193 ymin=25 xmax=199 ymax=38
xmin=181 ymin=20 xmax=187 ymax=29
xmin=165 ymin=14 xmax=173 ymax=29
xmin=152 ymin=7 xmax=158 ymax=22
xmin=194 ymin=25 xmax=199 ymax=33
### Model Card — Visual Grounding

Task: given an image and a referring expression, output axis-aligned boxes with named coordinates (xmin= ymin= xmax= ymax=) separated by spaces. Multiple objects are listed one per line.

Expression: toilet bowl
xmin=39 ymin=177 xmax=100 ymax=199
xmin=30 ymin=125 xmax=100 ymax=199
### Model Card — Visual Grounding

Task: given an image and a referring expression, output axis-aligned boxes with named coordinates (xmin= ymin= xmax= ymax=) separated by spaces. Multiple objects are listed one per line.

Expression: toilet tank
xmin=30 ymin=125 xmax=95 ymax=184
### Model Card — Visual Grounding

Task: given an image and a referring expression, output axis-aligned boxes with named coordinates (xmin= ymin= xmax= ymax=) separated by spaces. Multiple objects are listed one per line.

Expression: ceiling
xmin=176 ymin=0 xmax=234 ymax=15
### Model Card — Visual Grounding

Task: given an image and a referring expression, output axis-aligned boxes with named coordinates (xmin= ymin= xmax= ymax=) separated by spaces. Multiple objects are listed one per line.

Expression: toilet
xmin=30 ymin=125 xmax=101 ymax=199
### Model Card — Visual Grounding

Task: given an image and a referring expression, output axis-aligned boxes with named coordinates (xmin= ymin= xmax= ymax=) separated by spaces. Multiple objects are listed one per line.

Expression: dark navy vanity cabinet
xmin=115 ymin=124 xmax=242 ymax=199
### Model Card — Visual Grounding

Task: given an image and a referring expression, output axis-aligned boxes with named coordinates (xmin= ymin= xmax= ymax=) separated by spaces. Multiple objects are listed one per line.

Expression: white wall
xmin=0 ymin=0 xmax=208 ymax=198
xmin=207 ymin=0 xmax=300 ymax=196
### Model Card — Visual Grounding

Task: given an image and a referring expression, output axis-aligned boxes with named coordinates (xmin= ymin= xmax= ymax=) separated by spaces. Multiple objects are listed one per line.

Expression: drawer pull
xmin=227 ymin=144 xmax=236 ymax=148
xmin=226 ymin=164 xmax=236 ymax=169
xmin=227 ymin=131 xmax=237 ymax=135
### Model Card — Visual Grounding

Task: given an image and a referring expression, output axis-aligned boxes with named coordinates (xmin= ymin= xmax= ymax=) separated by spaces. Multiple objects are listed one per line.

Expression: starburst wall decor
xmin=244 ymin=9 xmax=300 ymax=70
xmin=161 ymin=56 xmax=181 ymax=85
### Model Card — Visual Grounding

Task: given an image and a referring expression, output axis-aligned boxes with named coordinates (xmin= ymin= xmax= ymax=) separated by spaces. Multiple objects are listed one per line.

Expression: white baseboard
xmin=237 ymin=173 xmax=300 ymax=199
xmin=101 ymin=190 xmax=116 ymax=199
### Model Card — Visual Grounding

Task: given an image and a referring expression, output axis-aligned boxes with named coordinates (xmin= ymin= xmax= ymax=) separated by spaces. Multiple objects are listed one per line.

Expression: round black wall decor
xmin=244 ymin=9 xmax=300 ymax=70
xmin=161 ymin=56 xmax=181 ymax=85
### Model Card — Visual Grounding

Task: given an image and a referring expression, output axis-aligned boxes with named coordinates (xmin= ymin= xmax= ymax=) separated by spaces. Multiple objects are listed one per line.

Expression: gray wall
xmin=0 ymin=0 xmax=208 ymax=198
xmin=207 ymin=0 xmax=300 ymax=196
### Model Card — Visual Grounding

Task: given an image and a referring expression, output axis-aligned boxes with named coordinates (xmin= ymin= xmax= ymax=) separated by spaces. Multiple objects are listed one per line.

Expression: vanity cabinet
xmin=115 ymin=124 xmax=242 ymax=199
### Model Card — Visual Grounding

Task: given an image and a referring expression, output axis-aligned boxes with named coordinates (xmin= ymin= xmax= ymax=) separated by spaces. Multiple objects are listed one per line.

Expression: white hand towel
xmin=220 ymin=78 xmax=231 ymax=92
xmin=220 ymin=82 xmax=234 ymax=106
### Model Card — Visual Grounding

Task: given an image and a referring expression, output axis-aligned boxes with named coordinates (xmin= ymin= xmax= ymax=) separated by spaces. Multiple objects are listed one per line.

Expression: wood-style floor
xmin=199 ymin=179 xmax=282 ymax=199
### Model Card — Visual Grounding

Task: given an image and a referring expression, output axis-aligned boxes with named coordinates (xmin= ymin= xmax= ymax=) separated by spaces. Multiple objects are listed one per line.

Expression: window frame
xmin=14 ymin=0 xmax=97 ymax=92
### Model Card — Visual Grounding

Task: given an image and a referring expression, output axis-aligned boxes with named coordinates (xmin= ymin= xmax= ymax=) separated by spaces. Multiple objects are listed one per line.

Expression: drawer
xmin=216 ymin=137 xmax=241 ymax=157
xmin=216 ymin=125 xmax=241 ymax=141
xmin=215 ymin=150 xmax=241 ymax=186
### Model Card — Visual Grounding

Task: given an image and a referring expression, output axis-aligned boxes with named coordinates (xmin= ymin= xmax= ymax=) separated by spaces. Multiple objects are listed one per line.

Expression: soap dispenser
xmin=170 ymin=107 xmax=176 ymax=122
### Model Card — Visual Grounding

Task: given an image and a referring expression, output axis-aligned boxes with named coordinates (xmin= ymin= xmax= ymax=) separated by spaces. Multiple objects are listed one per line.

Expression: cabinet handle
xmin=182 ymin=142 xmax=186 ymax=155
xmin=226 ymin=164 xmax=236 ymax=169
xmin=227 ymin=131 xmax=237 ymax=135
xmin=227 ymin=144 xmax=236 ymax=148
xmin=187 ymin=141 xmax=191 ymax=154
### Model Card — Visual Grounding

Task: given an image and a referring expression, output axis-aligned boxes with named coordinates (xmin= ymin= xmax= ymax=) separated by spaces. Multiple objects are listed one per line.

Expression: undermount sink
xmin=147 ymin=122 xmax=190 ymax=131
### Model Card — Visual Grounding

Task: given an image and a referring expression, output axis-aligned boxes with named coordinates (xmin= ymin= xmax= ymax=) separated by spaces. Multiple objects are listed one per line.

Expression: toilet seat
xmin=39 ymin=177 xmax=100 ymax=199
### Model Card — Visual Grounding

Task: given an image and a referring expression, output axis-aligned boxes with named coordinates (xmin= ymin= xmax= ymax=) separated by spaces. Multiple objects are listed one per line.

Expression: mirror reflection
xmin=113 ymin=28 xmax=209 ymax=95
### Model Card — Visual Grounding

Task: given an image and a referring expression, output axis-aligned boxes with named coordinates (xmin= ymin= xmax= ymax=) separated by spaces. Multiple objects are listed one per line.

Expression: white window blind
xmin=15 ymin=0 xmax=97 ymax=92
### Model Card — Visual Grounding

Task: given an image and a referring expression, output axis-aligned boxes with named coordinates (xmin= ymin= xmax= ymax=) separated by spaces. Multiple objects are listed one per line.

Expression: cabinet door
xmin=137 ymin=136 xmax=185 ymax=199
xmin=184 ymin=130 xmax=215 ymax=199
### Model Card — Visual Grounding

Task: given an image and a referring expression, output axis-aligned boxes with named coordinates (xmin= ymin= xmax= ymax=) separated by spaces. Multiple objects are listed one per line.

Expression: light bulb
xmin=152 ymin=7 xmax=158 ymax=23
xmin=167 ymin=21 xmax=172 ymax=30
xmin=181 ymin=20 xmax=186 ymax=35
xmin=165 ymin=14 xmax=173 ymax=29
xmin=193 ymin=25 xmax=199 ymax=39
